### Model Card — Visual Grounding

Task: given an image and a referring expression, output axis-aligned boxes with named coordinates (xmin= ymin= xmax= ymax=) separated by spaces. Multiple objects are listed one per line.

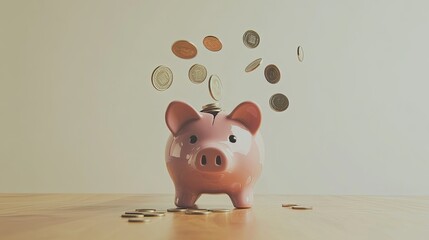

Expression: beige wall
xmin=1 ymin=0 xmax=428 ymax=194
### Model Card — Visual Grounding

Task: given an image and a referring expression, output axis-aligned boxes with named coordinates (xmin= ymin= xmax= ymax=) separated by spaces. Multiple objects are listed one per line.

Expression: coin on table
xmin=185 ymin=209 xmax=211 ymax=215
xmin=188 ymin=64 xmax=207 ymax=84
xmin=282 ymin=203 xmax=298 ymax=208
xmin=128 ymin=218 xmax=151 ymax=223
xmin=203 ymin=36 xmax=222 ymax=52
xmin=208 ymin=208 xmax=232 ymax=213
xmin=151 ymin=65 xmax=173 ymax=91
xmin=135 ymin=208 xmax=157 ymax=212
xmin=264 ymin=64 xmax=281 ymax=84
xmin=291 ymin=206 xmax=313 ymax=210
xmin=125 ymin=211 xmax=145 ymax=215
xmin=269 ymin=93 xmax=289 ymax=112
xmin=243 ymin=30 xmax=260 ymax=48
xmin=121 ymin=214 xmax=144 ymax=218
xmin=297 ymin=46 xmax=304 ymax=62
xmin=167 ymin=208 xmax=188 ymax=212
xmin=245 ymin=58 xmax=262 ymax=73
xmin=209 ymin=74 xmax=222 ymax=101
xmin=140 ymin=211 xmax=165 ymax=217
xmin=171 ymin=40 xmax=197 ymax=59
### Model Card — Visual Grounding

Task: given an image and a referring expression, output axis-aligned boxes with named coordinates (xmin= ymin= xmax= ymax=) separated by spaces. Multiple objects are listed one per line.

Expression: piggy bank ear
xmin=227 ymin=101 xmax=262 ymax=135
xmin=165 ymin=101 xmax=201 ymax=136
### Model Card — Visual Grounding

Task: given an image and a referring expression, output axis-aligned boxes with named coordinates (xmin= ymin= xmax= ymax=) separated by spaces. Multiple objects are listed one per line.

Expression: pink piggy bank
xmin=165 ymin=101 xmax=264 ymax=208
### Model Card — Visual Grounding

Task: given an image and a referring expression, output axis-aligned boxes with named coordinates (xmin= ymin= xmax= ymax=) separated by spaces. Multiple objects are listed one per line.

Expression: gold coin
xmin=208 ymin=208 xmax=232 ymax=213
xmin=140 ymin=212 xmax=165 ymax=217
xmin=269 ymin=93 xmax=289 ymax=112
xmin=167 ymin=208 xmax=187 ymax=212
xmin=135 ymin=208 xmax=157 ymax=212
xmin=121 ymin=214 xmax=144 ymax=218
xmin=291 ymin=206 xmax=313 ymax=210
xmin=128 ymin=218 xmax=151 ymax=223
xmin=125 ymin=211 xmax=144 ymax=215
xmin=245 ymin=58 xmax=262 ymax=72
xmin=188 ymin=64 xmax=207 ymax=84
xmin=297 ymin=46 xmax=304 ymax=62
xmin=203 ymin=36 xmax=222 ymax=52
xmin=243 ymin=30 xmax=260 ymax=48
xmin=151 ymin=65 xmax=173 ymax=91
xmin=171 ymin=40 xmax=197 ymax=59
xmin=282 ymin=203 xmax=298 ymax=208
xmin=209 ymin=75 xmax=222 ymax=101
xmin=264 ymin=64 xmax=281 ymax=84
xmin=185 ymin=209 xmax=211 ymax=215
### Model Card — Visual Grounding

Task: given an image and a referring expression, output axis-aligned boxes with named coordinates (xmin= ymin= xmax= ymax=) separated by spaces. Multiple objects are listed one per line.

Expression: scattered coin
xmin=291 ymin=206 xmax=313 ymax=210
xmin=128 ymin=218 xmax=151 ymax=223
xmin=135 ymin=208 xmax=157 ymax=212
xmin=282 ymin=204 xmax=298 ymax=208
xmin=171 ymin=40 xmax=197 ymax=59
xmin=188 ymin=64 xmax=207 ymax=84
xmin=208 ymin=208 xmax=232 ymax=213
xmin=269 ymin=93 xmax=289 ymax=112
xmin=167 ymin=208 xmax=188 ymax=212
xmin=297 ymin=46 xmax=304 ymax=62
xmin=140 ymin=211 xmax=166 ymax=217
xmin=209 ymin=75 xmax=222 ymax=101
xmin=243 ymin=30 xmax=260 ymax=48
xmin=125 ymin=211 xmax=145 ymax=215
xmin=151 ymin=65 xmax=173 ymax=91
xmin=264 ymin=64 xmax=281 ymax=84
xmin=245 ymin=58 xmax=263 ymax=73
xmin=203 ymin=36 xmax=223 ymax=52
xmin=121 ymin=214 xmax=144 ymax=218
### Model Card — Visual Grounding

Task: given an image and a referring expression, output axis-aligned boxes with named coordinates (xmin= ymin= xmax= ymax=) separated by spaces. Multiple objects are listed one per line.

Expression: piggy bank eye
xmin=229 ymin=135 xmax=237 ymax=143
xmin=189 ymin=135 xmax=198 ymax=144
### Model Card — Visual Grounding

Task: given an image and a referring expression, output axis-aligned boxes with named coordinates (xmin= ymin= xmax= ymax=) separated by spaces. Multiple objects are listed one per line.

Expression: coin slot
xmin=201 ymin=155 xmax=207 ymax=166
xmin=215 ymin=156 xmax=222 ymax=166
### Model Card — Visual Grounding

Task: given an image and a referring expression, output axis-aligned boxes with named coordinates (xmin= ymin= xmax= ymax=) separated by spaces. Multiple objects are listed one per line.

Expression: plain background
xmin=1 ymin=0 xmax=428 ymax=195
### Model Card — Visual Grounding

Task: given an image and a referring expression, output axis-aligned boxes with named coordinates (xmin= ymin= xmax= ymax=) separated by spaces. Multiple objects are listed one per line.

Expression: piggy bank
xmin=165 ymin=101 xmax=264 ymax=208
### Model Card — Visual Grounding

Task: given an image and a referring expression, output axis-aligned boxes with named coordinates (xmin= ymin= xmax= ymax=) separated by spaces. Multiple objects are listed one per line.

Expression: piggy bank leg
xmin=228 ymin=189 xmax=254 ymax=209
xmin=175 ymin=190 xmax=200 ymax=208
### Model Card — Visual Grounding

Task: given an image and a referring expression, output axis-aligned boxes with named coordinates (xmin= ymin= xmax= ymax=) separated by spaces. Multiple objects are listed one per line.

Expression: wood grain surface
xmin=0 ymin=194 xmax=428 ymax=240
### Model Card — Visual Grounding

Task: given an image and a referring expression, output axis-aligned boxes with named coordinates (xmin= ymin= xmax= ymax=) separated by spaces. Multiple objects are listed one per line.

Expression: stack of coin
xmin=121 ymin=208 xmax=166 ymax=223
xmin=201 ymin=103 xmax=222 ymax=113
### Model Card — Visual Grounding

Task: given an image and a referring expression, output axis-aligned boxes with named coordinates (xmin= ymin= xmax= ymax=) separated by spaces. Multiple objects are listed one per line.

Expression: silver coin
xmin=297 ymin=46 xmax=304 ymax=62
xmin=167 ymin=208 xmax=187 ymax=212
xmin=121 ymin=214 xmax=144 ymax=218
xmin=125 ymin=211 xmax=144 ymax=215
xmin=208 ymin=208 xmax=232 ymax=213
xmin=188 ymin=64 xmax=207 ymax=84
xmin=264 ymin=64 xmax=281 ymax=84
xmin=269 ymin=93 xmax=289 ymax=112
xmin=209 ymin=75 xmax=222 ymax=101
xmin=243 ymin=30 xmax=260 ymax=48
xmin=140 ymin=211 xmax=165 ymax=217
xmin=128 ymin=218 xmax=151 ymax=223
xmin=151 ymin=65 xmax=173 ymax=91
xmin=135 ymin=208 xmax=157 ymax=212
xmin=245 ymin=58 xmax=262 ymax=72
xmin=185 ymin=209 xmax=211 ymax=215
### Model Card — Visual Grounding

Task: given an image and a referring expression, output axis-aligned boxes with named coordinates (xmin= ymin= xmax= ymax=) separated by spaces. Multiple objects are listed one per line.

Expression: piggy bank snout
xmin=195 ymin=147 xmax=228 ymax=173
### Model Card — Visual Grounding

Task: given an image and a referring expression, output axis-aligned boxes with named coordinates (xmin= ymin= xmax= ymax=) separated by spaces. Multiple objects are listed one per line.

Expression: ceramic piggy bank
xmin=165 ymin=101 xmax=264 ymax=208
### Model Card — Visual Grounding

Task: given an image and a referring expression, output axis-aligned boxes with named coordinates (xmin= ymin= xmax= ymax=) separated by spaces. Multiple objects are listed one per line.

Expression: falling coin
xmin=264 ymin=64 xmax=281 ymax=84
xmin=135 ymin=208 xmax=157 ymax=212
xmin=167 ymin=208 xmax=188 ymax=212
xmin=171 ymin=40 xmax=197 ymax=59
xmin=151 ymin=65 xmax=173 ymax=91
xmin=297 ymin=46 xmax=304 ymax=62
xmin=188 ymin=64 xmax=207 ymax=84
xmin=269 ymin=93 xmax=289 ymax=112
xmin=291 ymin=206 xmax=313 ymax=210
xmin=203 ymin=36 xmax=222 ymax=52
xmin=209 ymin=75 xmax=222 ymax=101
xmin=128 ymin=218 xmax=151 ymax=223
xmin=245 ymin=58 xmax=263 ymax=72
xmin=243 ymin=30 xmax=260 ymax=48
xmin=282 ymin=204 xmax=298 ymax=208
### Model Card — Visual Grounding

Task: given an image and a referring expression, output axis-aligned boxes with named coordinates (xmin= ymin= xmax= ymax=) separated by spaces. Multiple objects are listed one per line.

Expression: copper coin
xmin=264 ymin=64 xmax=281 ymax=84
xmin=203 ymin=36 xmax=222 ymax=52
xmin=171 ymin=40 xmax=197 ymax=59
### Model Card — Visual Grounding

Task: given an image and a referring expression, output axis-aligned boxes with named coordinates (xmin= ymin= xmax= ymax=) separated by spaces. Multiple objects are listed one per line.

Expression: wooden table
xmin=1 ymin=194 xmax=428 ymax=240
